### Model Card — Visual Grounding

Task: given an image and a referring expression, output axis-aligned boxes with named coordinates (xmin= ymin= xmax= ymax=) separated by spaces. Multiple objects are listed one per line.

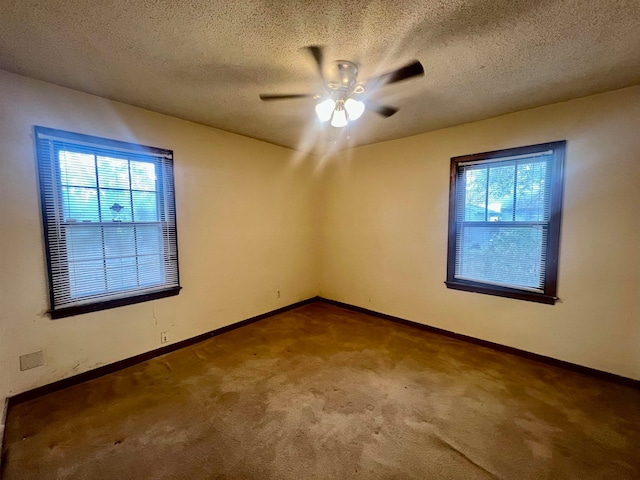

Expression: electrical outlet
xmin=160 ymin=331 xmax=169 ymax=344
xmin=277 ymin=290 xmax=281 ymax=298
xmin=20 ymin=351 xmax=44 ymax=371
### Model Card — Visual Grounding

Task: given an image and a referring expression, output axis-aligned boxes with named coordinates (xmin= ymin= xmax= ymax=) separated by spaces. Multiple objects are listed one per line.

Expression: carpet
xmin=3 ymin=302 xmax=639 ymax=479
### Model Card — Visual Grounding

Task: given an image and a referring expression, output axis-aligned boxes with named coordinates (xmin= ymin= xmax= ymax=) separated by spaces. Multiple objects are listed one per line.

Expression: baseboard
xmin=8 ymin=297 xmax=320 ymax=406
xmin=0 ymin=396 xmax=8 ymax=479
xmin=317 ymin=297 xmax=640 ymax=390
xmin=8 ymin=294 xmax=638 ymax=409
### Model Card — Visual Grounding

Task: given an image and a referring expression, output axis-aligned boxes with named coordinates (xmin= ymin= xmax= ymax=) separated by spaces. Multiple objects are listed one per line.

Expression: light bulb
xmin=330 ymin=108 xmax=348 ymax=128
xmin=344 ymin=98 xmax=365 ymax=120
xmin=315 ymin=98 xmax=336 ymax=122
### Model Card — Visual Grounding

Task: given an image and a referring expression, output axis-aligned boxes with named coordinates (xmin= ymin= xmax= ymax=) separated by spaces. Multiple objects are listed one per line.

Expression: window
xmin=446 ymin=141 xmax=565 ymax=304
xmin=35 ymin=127 xmax=180 ymax=318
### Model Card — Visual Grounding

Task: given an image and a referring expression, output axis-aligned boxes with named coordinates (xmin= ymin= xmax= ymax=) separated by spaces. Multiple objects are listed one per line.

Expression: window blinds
xmin=35 ymin=127 xmax=180 ymax=316
xmin=454 ymin=153 xmax=553 ymax=292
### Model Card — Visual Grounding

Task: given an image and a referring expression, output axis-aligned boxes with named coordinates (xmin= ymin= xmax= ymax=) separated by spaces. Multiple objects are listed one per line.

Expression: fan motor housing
xmin=326 ymin=60 xmax=359 ymax=93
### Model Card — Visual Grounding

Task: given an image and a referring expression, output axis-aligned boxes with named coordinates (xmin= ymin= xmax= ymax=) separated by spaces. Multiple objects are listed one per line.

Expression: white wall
xmin=319 ymin=86 xmax=640 ymax=380
xmin=0 ymin=70 xmax=320 ymax=398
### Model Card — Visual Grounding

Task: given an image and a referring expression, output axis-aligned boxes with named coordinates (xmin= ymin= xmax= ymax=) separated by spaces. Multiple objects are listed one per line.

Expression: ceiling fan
xmin=259 ymin=46 xmax=424 ymax=128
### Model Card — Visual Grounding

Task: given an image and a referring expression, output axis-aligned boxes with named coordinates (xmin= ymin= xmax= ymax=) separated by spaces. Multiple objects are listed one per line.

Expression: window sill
xmin=445 ymin=280 xmax=557 ymax=305
xmin=49 ymin=286 xmax=182 ymax=319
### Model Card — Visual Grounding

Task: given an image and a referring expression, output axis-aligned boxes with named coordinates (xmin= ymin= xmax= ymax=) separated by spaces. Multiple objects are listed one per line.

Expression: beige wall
xmin=1 ymin=71 xmax=638 ymax=399
xmin=0 ymin=71 xmax=320 ymax=398
xmin=319 ymin=86 xmax=640 ymax=380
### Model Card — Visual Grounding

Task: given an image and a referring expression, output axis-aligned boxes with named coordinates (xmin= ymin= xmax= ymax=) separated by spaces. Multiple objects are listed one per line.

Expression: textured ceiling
xmin=1 ymin=0 xmax=639 ymax=155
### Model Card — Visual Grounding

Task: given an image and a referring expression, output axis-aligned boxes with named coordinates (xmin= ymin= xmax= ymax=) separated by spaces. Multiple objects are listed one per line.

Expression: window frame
xmin=445 ymin=141 xmax=566 ymax=305
xmin=35 ymin=126 xmax=181 ymax=319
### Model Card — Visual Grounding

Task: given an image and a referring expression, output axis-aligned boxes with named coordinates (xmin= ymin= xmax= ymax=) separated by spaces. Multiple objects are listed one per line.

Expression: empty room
xmin=1 ymin=1 xmax=639 ymax=479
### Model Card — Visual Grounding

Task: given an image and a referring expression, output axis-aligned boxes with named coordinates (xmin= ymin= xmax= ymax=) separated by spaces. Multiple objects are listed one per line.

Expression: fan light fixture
xmin=315 ymin=98 xmax=336 ymax=122
xmin=330 ymin=102 xmax=348 ymax=127
xmin=344 ymin=98 xmax=365 ymax=120
xmin=259 ymin=46 xmax=425 ymax=129
xmin=316 ymin=97 xmax=365 ymax=127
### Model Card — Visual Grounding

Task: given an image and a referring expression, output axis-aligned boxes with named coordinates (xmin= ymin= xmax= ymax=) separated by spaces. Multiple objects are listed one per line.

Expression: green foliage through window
xmin=446 ymin=142 xmax=565 ymax=304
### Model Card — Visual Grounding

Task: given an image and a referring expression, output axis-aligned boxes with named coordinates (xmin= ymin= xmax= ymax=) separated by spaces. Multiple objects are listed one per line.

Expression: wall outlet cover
xmin=20 ymin=351 xmax=44 ymax=371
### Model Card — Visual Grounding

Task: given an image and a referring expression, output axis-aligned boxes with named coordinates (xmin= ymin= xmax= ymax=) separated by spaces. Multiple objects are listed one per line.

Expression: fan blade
xmin=305 ymin=45 xmax=325 ymax=81
xmin=368 ymin=102 xmax=398 ymax=118
xmin=366 ymin=60 xmax=424 ymax=88
xmin=259 ymin=93 xmax=316 ymax=101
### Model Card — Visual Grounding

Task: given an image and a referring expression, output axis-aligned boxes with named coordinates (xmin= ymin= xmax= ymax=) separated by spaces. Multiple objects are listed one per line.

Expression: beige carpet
xmin=3 ymin=302 xmax=640 ymax=479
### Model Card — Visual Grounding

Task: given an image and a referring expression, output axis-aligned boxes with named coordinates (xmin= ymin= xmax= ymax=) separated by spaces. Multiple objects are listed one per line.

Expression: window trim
xmin=47 ymin=289 xmax=181 ymax=319
xmin=445 ymin=141 xmax=566 ymax=305
xmin=35 ymin=126 xmax=181 ymax=319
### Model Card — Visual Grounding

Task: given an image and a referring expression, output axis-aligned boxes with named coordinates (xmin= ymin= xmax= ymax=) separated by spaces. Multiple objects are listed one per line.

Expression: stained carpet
xmin=3 ymin=302 xmax=640 ymax=479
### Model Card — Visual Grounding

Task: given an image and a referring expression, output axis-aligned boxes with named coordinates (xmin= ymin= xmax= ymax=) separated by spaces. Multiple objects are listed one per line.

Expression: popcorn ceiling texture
xmin=0 ymin=0 xmax=639 ymax=154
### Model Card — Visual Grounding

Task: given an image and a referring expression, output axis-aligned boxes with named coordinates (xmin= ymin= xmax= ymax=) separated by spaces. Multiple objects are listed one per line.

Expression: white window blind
xmin=455 ymin=155 xmax=552 ymax=291
xmin=446 ymin=141 xmax=565 ymax=304
xmin=35 ymin=127 xmax=180 ymax=318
